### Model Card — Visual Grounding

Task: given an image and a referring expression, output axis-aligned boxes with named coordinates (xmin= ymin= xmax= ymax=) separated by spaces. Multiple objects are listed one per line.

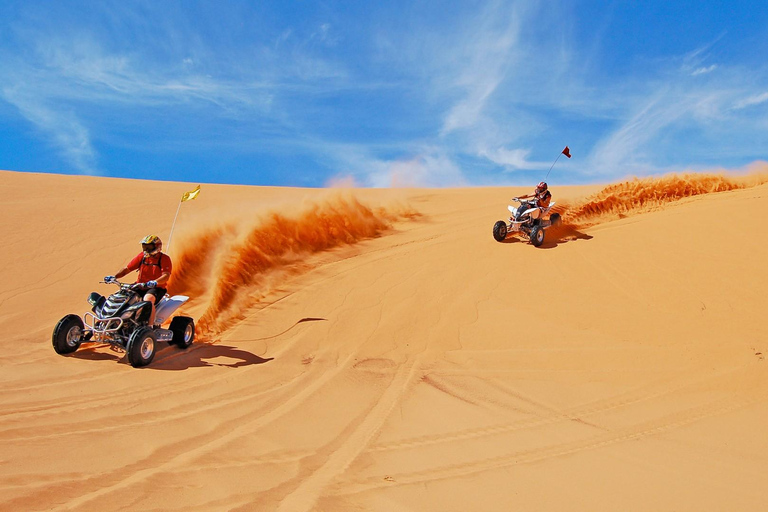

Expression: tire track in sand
xmin=338 ymin=383 xmax=767 ymax=496
xmin=0 ymin=360 xmax=325 ymax=502
xmin=333 ymin=365 xmax=768 ymax=496
xmin=46 ymin=353 xmax=358 ymax=512
xmin=367 ymin=362 xmax=752 ymax=453
xmin=271 ymin=358 xmax=421 ymax=512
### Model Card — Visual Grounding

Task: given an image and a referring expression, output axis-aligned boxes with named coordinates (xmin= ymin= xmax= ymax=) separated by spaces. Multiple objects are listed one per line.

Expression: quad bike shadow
xmin=70 ymin=340 xmax=273 ymax=370
xmin=537 ymin=224 xmax=593 ymax=248
xmin=150 ymin=343 xmax=273 ymax=370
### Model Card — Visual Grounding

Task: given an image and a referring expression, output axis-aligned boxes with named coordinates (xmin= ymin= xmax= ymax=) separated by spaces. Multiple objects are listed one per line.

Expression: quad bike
xmin=52 ymin=280 xmax=195 ymax=367
xmin=493 ymin=198 xmax=562 ymax=247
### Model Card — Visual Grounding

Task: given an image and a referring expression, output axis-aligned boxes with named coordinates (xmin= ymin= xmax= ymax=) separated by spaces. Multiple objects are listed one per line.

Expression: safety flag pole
xmin=544 ymin=146 xmax=571 ymax=182
xmin=167 ymin=185 xmax=201 ymax=253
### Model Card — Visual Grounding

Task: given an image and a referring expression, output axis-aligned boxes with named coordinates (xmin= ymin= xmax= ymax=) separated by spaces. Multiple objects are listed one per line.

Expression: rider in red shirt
xmin=105 ymin=235 xmax=172 ymax=327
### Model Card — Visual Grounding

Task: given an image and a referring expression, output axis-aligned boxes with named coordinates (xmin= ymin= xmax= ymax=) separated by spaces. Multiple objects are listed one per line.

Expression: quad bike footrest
xmin=154 ymin=328 xmax=173 ymax=343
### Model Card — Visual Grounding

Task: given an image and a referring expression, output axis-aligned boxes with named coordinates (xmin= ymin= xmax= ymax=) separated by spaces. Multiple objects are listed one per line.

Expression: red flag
xmin=562 ymin=146 xmax=571 ymax=158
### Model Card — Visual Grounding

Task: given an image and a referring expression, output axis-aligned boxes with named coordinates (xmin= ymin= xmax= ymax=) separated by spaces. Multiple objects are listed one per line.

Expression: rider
xmin=105 ymin=235 xmax=172 ymax=327
xmin=511 ymin=181 xmax=552 ymax=221
xmin=517 ymin=181 xmax=552 ymax=208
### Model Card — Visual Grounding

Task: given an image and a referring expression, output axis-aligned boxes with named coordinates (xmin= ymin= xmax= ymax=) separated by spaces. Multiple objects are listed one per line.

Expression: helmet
xmin=535 ymin=181 xmax=548 ymax=194
xmin=141 ymin=235 xmax=162 ymax=256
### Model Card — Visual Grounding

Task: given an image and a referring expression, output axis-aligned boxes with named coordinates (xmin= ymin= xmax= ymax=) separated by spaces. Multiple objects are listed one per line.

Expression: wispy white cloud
xmin=577 ymin=28 xmax=768 ymax=178
xmin=2 ymin=87 xmax=98 ymax=174
xmin=369 ymin=152 xmax=466 ymax=188
xmin=0 ymin=19 xmax=350 ymax=174
xmin=442 ymin=78 xmax=502 ymax=136
xmin=733 ymin=92 xmax=768 ymax=110
xmin=680 ymin=35 xmax=724 ymax=74
xmin=587 ymin=90 xmax=695 ymax=176
xmin=308 ymin=139 xmax=467 ymax=188
xmin=477 ymin=146 xmax=548 ymax=171
xmin=691 ymin=64 xmax=717 ymax=76
xmin=584 ymin=68 xmax=768 ymax=177
xmin=28 ymin=37 xmax=275 ymax=109
xmin=439 ymin=3 xmax=527 ymax=136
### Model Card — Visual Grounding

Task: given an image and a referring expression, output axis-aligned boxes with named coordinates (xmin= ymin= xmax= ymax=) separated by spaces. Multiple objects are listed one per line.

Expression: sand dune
xmin=1 ymin=168 xmax=767 ymax=511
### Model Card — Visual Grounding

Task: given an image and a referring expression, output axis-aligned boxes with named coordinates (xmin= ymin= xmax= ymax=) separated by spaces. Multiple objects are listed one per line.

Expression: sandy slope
xmin=1 ymin=168 xmax=767 ymax=511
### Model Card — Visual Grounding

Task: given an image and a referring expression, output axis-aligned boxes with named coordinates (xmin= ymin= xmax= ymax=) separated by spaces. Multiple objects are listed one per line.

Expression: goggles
xmin=142 ymin=243 xmax=157 ymax=253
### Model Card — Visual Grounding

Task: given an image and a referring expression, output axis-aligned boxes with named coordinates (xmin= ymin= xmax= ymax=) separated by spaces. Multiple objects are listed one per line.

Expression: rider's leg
xmin=143 ymin=293 xmax=157 ymax=326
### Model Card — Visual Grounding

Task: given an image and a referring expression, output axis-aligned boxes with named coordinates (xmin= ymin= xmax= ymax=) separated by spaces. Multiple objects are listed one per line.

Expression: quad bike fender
xmin=508 ymin=205 xmax=540 ymax=218
xmin=525 ymin=207 xmax=541 ymax=220
xmin=539 ymin=201 xmax=557 ymax=217
xmin=154 ymin=295 xmax=190 ymax=325
xmin=515 ymin=201 xmax=556 ymax=217
xmin=125 ymin=300 xmax=153 ymax=323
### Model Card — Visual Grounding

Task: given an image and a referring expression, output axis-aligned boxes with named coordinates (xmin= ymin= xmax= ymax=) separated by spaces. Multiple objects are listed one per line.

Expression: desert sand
xmin=1 ymin=167 xmax=767 ymax=511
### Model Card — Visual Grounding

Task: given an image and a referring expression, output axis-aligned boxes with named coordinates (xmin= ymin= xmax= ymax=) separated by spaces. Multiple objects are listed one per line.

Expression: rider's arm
xmin=155 ymin=271 xmax=171 ymax=287
xmin=114 ymin=266 xmax=132 ymax=279
xmin=114 ymin=253 xmax=142 ymax=280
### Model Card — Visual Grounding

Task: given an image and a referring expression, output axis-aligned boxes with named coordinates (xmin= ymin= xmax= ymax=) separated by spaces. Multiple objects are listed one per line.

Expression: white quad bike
xmin=52 ymin=280 xmax=195 ymax=367
xmin=493 ymin=198 xmax=562 ymax=247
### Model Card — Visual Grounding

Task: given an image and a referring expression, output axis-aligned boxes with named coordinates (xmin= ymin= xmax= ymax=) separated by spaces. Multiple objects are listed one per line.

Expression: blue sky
xmin=1 ymin=1 xmax=766 ymax=187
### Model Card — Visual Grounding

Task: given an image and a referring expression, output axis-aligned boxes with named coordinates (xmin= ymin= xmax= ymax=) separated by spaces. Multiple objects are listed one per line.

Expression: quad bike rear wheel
xmin=52 ymin=314 xmax=85 ymax=355
xmin=170 ymin=316 xmax=195 ymax=349
xmin=530 ymin=225 xmax=545 ymax=247
xmin=127 ymin=327 xmax=157 ymax=368
xmin=493 ymin=220 xmax=507 ymax=242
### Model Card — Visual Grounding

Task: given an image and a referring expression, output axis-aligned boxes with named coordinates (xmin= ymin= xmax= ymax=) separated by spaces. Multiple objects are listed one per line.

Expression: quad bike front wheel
xmin=127 ymin=327 xmax=157 ymax=368
xmin=493 ymin=220 xmax=508 ymax=242
xmin=530 ymin=225 xmax=545 ymax=247
xmin=52 ymin=314 xmax=85 ymax=355
xmin=170 ymin=316 xmax=195 ymax=349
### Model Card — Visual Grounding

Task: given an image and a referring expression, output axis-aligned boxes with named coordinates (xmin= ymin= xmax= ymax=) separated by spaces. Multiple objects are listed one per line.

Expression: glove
xmin=104 ymin=275 xmax=116 ymax=283
xmin=146 ymin=280 xmax=158 ymax=288
xmin=512 ymin=197 xmax=519 ymax=202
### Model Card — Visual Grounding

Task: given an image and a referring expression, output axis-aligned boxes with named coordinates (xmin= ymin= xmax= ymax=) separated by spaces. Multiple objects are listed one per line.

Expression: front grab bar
xmin=83 ymin=312 xmax=123 ymax=334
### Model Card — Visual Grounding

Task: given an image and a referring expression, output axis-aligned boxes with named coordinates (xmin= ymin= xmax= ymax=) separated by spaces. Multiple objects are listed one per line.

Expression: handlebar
xmin=101 ymin=279 xmax=141 ymax=290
